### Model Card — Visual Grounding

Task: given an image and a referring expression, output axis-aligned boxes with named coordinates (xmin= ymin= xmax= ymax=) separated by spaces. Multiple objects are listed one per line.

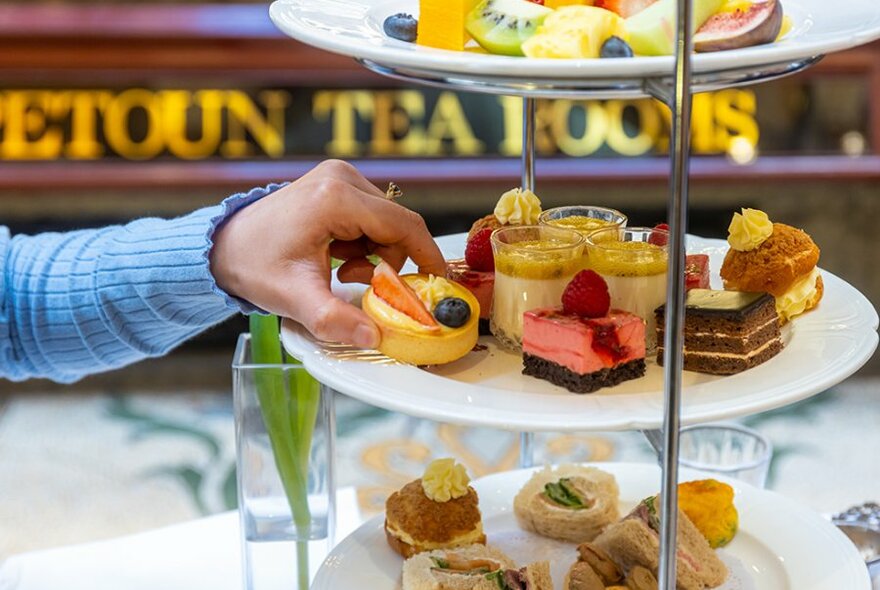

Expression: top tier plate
xmin=269 ymin=0 xmax=880 ymax=82
xmin=281 ymin=234 xmax=879 ymax=432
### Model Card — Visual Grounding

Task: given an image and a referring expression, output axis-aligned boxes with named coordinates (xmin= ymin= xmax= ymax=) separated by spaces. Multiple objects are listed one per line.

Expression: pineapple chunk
xmin=418 ymin=0 xmax=482 ymax=51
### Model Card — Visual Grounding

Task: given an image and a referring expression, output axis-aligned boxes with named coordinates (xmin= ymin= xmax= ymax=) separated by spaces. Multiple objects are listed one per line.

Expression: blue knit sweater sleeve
xmin=0 ymin=183 xmax=285 ymax=383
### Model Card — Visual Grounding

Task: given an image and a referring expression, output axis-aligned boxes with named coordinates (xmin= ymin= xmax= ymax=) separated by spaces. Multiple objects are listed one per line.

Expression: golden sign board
xmin=0 ymin=88 xmax=758 ymax=161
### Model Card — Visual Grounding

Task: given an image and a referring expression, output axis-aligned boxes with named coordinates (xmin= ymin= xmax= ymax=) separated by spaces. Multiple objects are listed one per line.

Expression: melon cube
xmin=417 ymin=0 xmax=481 ymax=51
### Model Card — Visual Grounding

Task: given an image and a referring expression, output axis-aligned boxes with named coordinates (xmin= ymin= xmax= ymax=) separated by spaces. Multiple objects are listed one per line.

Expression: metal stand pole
xmin=519 ymin=96 xmax=538 ymax=470
xmin=518 ymin=432 xmax=535 ymax=468
xmin=657 ymin=0 xmax=694 ymax=587
xmin=522 ymin=96 xmax=536 ymax=191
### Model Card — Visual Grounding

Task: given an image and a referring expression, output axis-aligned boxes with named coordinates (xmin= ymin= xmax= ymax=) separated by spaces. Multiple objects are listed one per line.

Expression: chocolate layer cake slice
xmin=522 ymin=308 xmax=646 ymax=394
xmin=655 ymin=289 xmax=783 ymax=375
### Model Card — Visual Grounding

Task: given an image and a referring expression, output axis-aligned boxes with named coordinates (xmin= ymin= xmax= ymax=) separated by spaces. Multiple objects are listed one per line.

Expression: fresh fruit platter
xmin=280 ymin=189 xmax=878 ymax=432
xmin=269 ymin=0 xmax=880 ymax=80
xmin=384 ymin=0 xmax=788 ymax=58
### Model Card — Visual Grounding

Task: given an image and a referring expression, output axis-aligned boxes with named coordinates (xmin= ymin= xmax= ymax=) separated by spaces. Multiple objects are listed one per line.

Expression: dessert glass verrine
xmin=586 ymin=227 xmax=668 ymax=353
xmin=538 ymin=206 xmax=628 ymax=238
xmin=490 ymin=225 xmax=584 ymax=350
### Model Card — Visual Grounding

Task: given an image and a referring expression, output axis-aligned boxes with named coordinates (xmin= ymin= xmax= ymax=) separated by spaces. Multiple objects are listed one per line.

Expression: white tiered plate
xmin=269 ymin=0 xmax=880 ymax=80
xmin=311 ymin=463 xmax=871 ymax=590
xmin=281 ymin=234 xmax=878 ymax=432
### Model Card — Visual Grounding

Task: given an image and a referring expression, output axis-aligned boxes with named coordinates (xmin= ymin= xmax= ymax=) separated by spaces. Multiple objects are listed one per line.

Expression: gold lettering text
xmin=424 ymin=92 xmax=484 ymax=156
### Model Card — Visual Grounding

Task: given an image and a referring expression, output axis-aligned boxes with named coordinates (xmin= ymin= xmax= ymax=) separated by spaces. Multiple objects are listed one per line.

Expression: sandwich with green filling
xmin=402 ymin=544 xmax=553 ymax=590
xmin=592 ymin=495 xmax=728 ymax=590
xmin=513 ymin=465 xmax=619 ymax=543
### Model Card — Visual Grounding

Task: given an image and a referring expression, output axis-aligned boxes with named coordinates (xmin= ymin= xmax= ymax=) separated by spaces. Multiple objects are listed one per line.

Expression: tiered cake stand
xmin=271 ymin=0 xmax=880 ymax=588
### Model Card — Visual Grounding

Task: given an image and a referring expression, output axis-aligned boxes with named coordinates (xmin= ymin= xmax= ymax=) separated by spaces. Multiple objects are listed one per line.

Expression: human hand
xmin=210 ymin=160 xmax=445 ymax=349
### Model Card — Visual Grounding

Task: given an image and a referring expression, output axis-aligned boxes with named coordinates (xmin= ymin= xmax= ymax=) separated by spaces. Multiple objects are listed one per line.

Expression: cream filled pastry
xmin=385 ymin=459 xmax=485 ymax=558
xmin=513 ymin=465 xmax=619 ymax=543
xmin=720 ymin=208 xmax=822 ymax=323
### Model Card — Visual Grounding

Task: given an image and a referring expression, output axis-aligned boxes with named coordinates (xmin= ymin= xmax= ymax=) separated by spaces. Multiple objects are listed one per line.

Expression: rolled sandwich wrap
xmin=514 ymin=465 xmax=619 ymax=543
xmin=402 ymin=545 xmax=552 ymax=590
xmin=593 ymin=496 xmax=727 ymax=590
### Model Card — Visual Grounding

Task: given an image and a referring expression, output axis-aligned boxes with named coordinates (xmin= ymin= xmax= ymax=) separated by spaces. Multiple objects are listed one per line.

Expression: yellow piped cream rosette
xmin=494 ymin=187 xmax=542 ymax=225
xmin=513 ymin=464 xmax=620 ymax=543
xmin=720 ymin=208 xmax=823 ymax=323
xmin=362 ymin=274 xmax=479 ymax=366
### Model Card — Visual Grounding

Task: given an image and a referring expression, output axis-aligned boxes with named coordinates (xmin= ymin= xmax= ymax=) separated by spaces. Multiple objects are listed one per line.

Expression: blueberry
xmin=600 ymin=36 xmax=634 ymax=58
xmin=383 ymin=13 xmax=418 ymax=43
xmin=433 ymin=297 xmax=471 ymax=328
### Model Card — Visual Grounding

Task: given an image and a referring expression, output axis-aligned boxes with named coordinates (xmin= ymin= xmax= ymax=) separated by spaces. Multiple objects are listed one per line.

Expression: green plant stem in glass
xmin=249 ymin=313 xmax=321 ymax=590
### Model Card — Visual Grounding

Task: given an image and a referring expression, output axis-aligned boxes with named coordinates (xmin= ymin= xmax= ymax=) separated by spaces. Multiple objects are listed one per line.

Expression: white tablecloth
xmin=0 ymin=488 xmax=365 ymax=590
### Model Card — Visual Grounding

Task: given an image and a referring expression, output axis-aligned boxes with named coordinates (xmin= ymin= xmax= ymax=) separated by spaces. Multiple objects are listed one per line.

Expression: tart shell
xmin=362 ymin=275 xmax=480 ymax=366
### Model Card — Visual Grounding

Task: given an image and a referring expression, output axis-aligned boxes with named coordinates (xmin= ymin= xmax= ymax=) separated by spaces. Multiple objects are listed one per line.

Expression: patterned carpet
xmin=1 ymin=378 xmax=879 ymax=560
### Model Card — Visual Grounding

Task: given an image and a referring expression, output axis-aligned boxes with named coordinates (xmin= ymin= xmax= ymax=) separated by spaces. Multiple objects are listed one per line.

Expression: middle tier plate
xmin=281 ymin=233 xmax=878 ymax=432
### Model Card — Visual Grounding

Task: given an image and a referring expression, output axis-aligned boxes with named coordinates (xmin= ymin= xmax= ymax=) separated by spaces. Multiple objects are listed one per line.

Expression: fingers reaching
xmin=321 ymin=187 xmax=446 ymax=278
xmin=282 ymin=264 xmax=381 ymax=349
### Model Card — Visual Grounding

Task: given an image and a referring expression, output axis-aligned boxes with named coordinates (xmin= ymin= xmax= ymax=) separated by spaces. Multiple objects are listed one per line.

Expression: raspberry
xmin=562 ymin=270 xmax=611 ymax=318
xmin=465 ymin=228 xmax=495 ymax=272
xmin=526 ymin=0 xmax=545 ymax=4
xmin=648 ymin=223 xmax=669 ymax=246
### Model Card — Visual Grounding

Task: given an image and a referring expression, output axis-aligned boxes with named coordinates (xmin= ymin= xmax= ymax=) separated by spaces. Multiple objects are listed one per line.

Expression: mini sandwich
xmin=593 ymin=496 xmax=728 ymax=590
xmin=513 ymin=465 xmax=619 ymax=543
xmin=402 ymin=545 xmax=553 ymax=590
xmin=386 ymin=458 xmax=485 ymax=558
xmin=565 ymin=543 xmax=624 ymax=590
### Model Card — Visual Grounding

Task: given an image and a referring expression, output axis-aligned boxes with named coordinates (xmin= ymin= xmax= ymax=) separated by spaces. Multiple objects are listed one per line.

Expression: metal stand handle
xmin=656 ymin=0 xmax=694 ymax=585
xmin=519 ymin=96 xmax=538 ymax=471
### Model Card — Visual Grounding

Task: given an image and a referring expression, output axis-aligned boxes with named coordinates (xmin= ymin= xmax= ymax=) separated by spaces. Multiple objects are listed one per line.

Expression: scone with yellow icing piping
xmin=719 ymin=208 xmax=823 ymax=323
xmin=363 ymin=261 xmax=479 ymax=365
xmin=385 ymin=458 xmax=485 ymax=558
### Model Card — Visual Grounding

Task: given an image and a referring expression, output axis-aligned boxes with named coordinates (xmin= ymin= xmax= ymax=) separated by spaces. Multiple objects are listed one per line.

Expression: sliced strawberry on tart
xmin=363 ymin=261 xmax=479 ymax=365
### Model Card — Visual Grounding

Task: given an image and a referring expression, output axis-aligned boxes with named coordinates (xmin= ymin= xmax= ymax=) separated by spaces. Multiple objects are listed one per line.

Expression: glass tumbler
xmin=678 ymin=423 xmax=773 ymax=489
xmin=233 ymin=333 xmax=336 ymax=590
xmin=585 ymin=226 xmax=668 ymax=353
xmin=539 ymin=205 xmax=628 ymax=239
xmin=490 ymin=225 xmax=585 ymax=350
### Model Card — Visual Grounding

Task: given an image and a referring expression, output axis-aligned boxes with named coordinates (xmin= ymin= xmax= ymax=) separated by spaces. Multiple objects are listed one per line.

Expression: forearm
xmin=0 ymin=184 xmax=284 ymax=383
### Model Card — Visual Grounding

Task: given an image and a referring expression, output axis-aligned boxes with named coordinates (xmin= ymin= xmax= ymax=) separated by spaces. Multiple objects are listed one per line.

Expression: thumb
xmin=287 ymin=271 xmax=380 ymax=349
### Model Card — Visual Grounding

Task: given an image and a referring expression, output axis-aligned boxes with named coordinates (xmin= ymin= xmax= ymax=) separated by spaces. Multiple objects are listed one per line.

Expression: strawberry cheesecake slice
xmin=685 ymin=254 xmax=710 ymax=291
xmin=523 ymin=309 xmax=646 ymax=393
xmin=521 ymin=270 xmax=646 ymax=393
xmin=446 ymin=257 xmax=493 ymax=335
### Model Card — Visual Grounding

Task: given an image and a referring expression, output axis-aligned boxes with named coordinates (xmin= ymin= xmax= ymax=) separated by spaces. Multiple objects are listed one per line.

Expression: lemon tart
xmin=362 ymin=261 xmax=479 ymax=365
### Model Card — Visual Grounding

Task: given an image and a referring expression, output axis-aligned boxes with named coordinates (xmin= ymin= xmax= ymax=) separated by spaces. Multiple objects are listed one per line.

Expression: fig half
xmin=694 ymin=0 xmax=783 ymax=52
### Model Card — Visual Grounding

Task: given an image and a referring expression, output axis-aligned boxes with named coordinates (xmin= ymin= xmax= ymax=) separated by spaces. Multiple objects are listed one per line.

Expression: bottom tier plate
xmin=312 ymin=463 xmax=870 ymax=590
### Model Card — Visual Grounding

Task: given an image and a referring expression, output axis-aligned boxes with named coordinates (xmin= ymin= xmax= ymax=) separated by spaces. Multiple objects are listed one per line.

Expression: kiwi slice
xmin=466 ymin=0 xmax=553 ymax=56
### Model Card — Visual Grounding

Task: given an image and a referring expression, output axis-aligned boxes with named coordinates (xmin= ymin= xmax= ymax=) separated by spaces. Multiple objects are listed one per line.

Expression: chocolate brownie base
xmin=657 ymin=338 xmax=783 ymax=375
xmin=478 ymin=318 xmax=491 ymax=336
xmin=523 ymin=354 xmax=646 ymax=394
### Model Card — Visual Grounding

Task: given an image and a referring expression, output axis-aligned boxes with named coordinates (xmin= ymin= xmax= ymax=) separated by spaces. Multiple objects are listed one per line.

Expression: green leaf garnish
xmin=644 ymin=495 xmax=661 ymax=532
xmin=543 ymin=478 xmax=587 ymax=509
xmin=484 ymin=570 xmax=512 ymax=590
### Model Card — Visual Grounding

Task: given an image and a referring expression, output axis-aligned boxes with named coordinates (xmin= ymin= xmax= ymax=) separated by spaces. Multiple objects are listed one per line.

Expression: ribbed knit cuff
xmin=205 ymin=182 xmax=289 ymax=314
